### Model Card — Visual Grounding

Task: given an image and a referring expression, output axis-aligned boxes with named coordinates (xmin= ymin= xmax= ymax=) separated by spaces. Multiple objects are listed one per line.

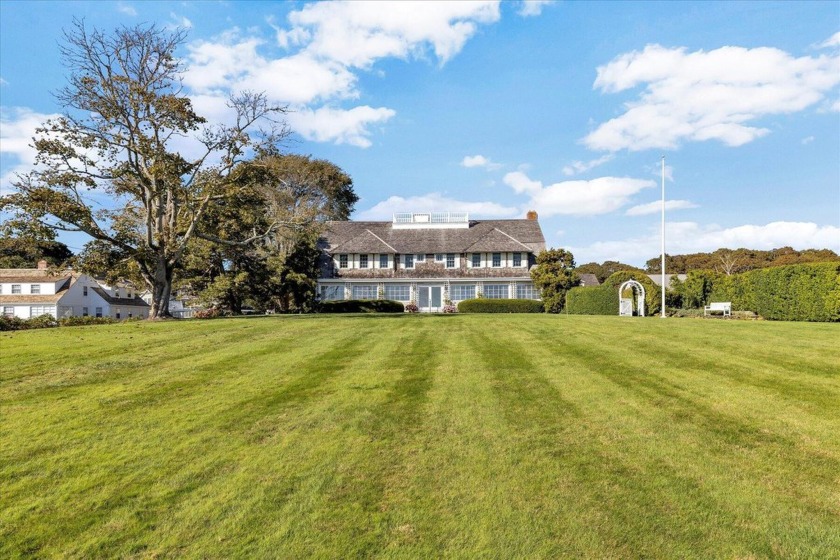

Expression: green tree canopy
xmin=530 ymin=248 xmax=579 ymax=313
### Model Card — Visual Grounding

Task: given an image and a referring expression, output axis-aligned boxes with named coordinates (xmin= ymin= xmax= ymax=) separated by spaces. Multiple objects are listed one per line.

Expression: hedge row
xmin=457 ymin=298 xmax=544 ymax=313
xmin=708 ymin=262 xmax=840 ymax=321
xmin=565 ymin=285 xmax=617 ymax=315
xmin=0 ymin=314 xmax=117 ymax=331
xmin=318 ymin=299 xmax=405 ymax=313
xmin=566 ymin=272 xmax=662 ymax=316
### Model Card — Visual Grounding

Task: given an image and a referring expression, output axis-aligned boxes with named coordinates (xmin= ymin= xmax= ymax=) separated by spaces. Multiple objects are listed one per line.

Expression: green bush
xmin=603 ymin=271 xmax=662 ymax=316
xmin=566 ymin=286 xmax=617 ymax=315
xmin=319 ymin=299 xmax=405 ymax=313
xmin=0 ymin=314 xmax=59 ymax=331
xmin=59 ymin=316 xmax=116 ymax=327
xmin=0 ymin=316 xmax=25 ymax=331
xmin=457 ymin=298 xmax=543 ymax=313
xmin=709 ymin=262 xmax=840 ymax=321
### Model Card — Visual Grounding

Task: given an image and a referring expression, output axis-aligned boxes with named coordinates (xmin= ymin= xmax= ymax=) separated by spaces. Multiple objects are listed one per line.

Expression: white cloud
xmin=562 ymin=154 xmax=613 ymax=176
xmin=286 ymin=1 xmax=501 ymax=68
xmin=503 ymin=171 xmax=655 ymax=216
xmin=0 ymin=107 xmax=61 ymax=191
xmin=169 ymin=13 xmax=193 ymax=29
xmin=289 ymin=105 xmax=396 ymax=147
xmin=625 ymin=199 xmax=698 ymax=216
xmin=801 ymin=135 xmax=815 ymax=145
xmin=569 ymin=221 xmax=840 ymax=265
xmin=461 ymin=154 xmax=502 ymax=170
xmin=584 ymin=43 xmax=840 ymax=152
xmin=356 ymin=192 xmax=518 ymax=220
xmin=0 ymin=77 xmax=8 ymax=87
xmin=181 ymin=3 xmax=502 ymax=149
xmin=116 ymin=2 xmax=137 ymax=16
xmin=518 ymin=0 xmax=552 ymax=17
xmin=818 ymin=31 xmax=840 ymax=49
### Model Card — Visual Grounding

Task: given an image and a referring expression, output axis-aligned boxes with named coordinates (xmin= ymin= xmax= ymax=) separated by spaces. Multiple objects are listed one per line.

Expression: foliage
xmin=0 ymin=237 xmax=73 ymax=268
xmin=58 ymin=316 xmax=116 ymax=326
xmin=645 ymin=247 xmax=839 ymax=274
xmin=457 ymin=298 xmax=544 ymax=313
xmin=565 ymin=286 xmax=618 ymax=315
xmin=709 ymin=262 xmax=840 ymax=321
xmin=442 ymin=304 xmax=458 ymax=313
xmin=576 ymin=260 xmax=644 ymax=283
xmin=0 ymin=21 xmax=293 ymax=319
xmin=405 ymin=302 xmax=419 ymax=313
xmin=193 ymin=308 xmax=221 ymax=320
xmin=530 ymin=248 xmax=579 ymax=313
xmin=602 ymin=271 xmax=662 ymax=316
xmin=319 ymin=299 xmax=404 ymax=313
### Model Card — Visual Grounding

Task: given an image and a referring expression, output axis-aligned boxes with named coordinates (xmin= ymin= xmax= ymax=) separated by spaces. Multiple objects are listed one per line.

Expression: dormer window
xmin=446 ymin=253 xmax=455 ymax=268
xmin=405 ymin=254 xmax=414 ymax=268
xmin=11 ymin=284 xmax=21 ymax=294
xmin=472 ymin=253 xmax=481 ymax=267
xmin=339 ymin=254 xmax=348 ymax=269
xmin=435 ymin=253 xmax=444 ymax=262
xmin=379 ymin=254 xmax=388 ymax=268
xmin=416 ymin=254 xmax=425 ymax=262
xmin=360 ymin=254 xmax=369 ymax=269
xmin=513 ymin=253 xmax=522 ymax=267
xmin=492 ymin=253 xmax=501 ymax=267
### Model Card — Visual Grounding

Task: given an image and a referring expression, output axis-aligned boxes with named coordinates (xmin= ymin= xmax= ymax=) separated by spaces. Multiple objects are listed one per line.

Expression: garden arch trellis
xmin=618 ymin=280 xmax=646 ymax=317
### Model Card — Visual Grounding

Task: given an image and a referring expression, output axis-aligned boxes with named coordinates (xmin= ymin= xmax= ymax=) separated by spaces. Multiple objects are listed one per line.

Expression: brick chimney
xmin=37 ymin=259 xmax=48 ymax=270
xmin=526 ymin=210 xmax=538 ymax=221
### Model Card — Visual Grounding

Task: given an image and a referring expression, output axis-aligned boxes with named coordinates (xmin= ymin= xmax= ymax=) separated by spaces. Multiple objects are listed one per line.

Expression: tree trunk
xmin=148 ymin=259 xmax=175 ymax=319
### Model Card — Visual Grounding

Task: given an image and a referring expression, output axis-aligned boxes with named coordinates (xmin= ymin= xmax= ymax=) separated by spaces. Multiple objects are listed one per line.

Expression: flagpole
xmin=661 ymin=156 xmax=666 ymax=318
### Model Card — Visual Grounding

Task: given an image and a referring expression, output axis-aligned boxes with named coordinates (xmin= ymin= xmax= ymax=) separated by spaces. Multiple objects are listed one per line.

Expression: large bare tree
xmin=1 ymin=21 xmax=291 ymax=318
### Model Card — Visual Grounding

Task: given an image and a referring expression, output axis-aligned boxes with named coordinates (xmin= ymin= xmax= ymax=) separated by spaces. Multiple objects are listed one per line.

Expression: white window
xmin=30 ymin=284 xmax=41 ymax=294
xmin=339 ymin=254 xmax=348 ymax=269
xmin=450 ymin=285 xmax=476 ymax=301
xmin=416 ymin=254 xmax=425 ymax=262
xmin=472 ymin=253 xmax=481 ymax=268
xmin=379 ymin=254 xmax=388 ymax=268
xmin=404 ymin=254 xmax=414 ymax=268
xmin=30 ymin=305 xmax=55 ymax=317
xmin=352 ymin=285 xmax=378 ymax=299
xmin=95 ymin=307 xmax=103 ymax=318
xmin=82 ymin=307 xmax=89 ymax=317
xmin=435 ymin=253 xmax=444 ymax=262
xmin=492 ymin=253 xmax=501 ymax=267
xmin=83 ymin=286 xmax=88 ymax=296
xmin=516 ymin=283 xmax=540 ymax=300
xmin=513 ymin=253 xmax=522 ymax=267
xmin=384 ymin=284 xmax=411 ymax=302
xmin=360 ymin=254 xmax=369 ymax=269
xmin=3 ymin=307 xmax=14 ymax=318
xmin=446 ymin=253 xmax=456 ymax=268
xmin=320 ymin=285 xmax=343 ymax=301
xmin=484 ymin=284 xmax=509 ymax=299
xmin=11 ymin=284 xmax=21 ymax=294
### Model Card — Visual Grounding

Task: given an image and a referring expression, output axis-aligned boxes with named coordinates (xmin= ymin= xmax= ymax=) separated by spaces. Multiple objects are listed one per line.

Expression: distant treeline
xmin=576 ymin=247 xmax=839 ymax=282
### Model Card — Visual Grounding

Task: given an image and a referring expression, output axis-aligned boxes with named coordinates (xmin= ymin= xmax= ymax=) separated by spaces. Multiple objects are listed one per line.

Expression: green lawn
xmin=1 ymin=315 xmax=838 ymax=559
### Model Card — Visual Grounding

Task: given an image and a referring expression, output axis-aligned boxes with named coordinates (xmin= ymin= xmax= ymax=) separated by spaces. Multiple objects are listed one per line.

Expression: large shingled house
xmin=317 ymin=211 xmax=546 ymax=312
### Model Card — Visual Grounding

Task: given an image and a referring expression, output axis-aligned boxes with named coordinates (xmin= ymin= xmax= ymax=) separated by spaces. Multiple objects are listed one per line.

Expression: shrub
xmin=59 ymin=316 xmax=116 ymax=327
xmin=566 ymin=286 xmax=617 ymax=315
xmin=26 ymin=314 xmax=59 ymax=329
xmin=442 ymin=304 xmax=458 ymax=313
xmin=405 ymin=302 xmax=419 ymax=313
xmin=0 ymin=316 xmax=25 ymax=331
xmin=193 ymin=307 xmax=221 ymax=319
xmin=457 ymin=298 xmax=543 ymax=313
xmin=319 ymin=299 xmax=405 ymax=313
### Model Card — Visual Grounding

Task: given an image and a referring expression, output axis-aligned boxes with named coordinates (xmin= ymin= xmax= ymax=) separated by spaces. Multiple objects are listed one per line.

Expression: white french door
xmin=417 ymin=285 xmax=442 ymax=312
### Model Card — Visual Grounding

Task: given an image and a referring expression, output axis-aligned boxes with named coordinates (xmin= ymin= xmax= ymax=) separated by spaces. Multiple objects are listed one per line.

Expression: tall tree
xmin=0 ymin=21 xmax=292 ymax=318
xmin=0 ymin=236 xmax=74 ymax=268
xmin=530 ymin=248 xmax=580 ymax=313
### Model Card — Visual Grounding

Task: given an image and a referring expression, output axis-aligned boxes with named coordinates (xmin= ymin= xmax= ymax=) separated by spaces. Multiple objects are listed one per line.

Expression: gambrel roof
xmin=322 ymin=219 xmax=545 ymax=254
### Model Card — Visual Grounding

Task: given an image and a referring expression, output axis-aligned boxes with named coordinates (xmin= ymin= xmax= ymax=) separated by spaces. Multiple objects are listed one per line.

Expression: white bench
xmin=704 ymin=302 xmax=732 ymax=317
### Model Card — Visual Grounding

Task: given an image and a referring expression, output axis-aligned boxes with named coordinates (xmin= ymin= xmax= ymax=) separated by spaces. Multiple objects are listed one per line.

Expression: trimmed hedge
xmin=0 ymin=314 xmax=117 ymax=331
xmin=457 ymin=298 xmax=544 ymax=313
xmin=566 ymin=286 xmax=618 ymax=315
xmin=318 ymin=299 xmax=405 ymax=313
xmin=709 ymin=261 xmax=840 ymax=322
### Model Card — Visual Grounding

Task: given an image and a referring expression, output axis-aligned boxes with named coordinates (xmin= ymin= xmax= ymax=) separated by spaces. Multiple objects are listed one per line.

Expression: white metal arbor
xmin=618 ymin=280 xmax=646 ymax=317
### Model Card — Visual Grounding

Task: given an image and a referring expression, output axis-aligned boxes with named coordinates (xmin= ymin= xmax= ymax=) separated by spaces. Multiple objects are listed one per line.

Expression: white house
xmin=317 ymin=211 xmax=546 ymax=312
xmin=0 ymin=261 xmax=150 ymax=320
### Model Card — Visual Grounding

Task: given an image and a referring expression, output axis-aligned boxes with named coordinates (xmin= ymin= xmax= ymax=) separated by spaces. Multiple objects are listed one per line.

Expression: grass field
xmin=1 ymin=315 xmax=839 ymax=559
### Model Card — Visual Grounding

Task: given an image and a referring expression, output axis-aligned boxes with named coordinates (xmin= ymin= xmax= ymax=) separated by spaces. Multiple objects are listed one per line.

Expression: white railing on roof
xmin=393 ymin=212 xmax=469 ymax=224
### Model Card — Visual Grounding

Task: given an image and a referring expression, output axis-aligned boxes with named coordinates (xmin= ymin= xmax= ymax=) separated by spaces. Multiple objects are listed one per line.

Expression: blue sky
xmin=1 ymin=0 xmax=838 ymax=266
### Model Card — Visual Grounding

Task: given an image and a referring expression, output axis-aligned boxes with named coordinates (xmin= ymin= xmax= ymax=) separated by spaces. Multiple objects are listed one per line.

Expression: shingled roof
xmin=90 ymin=287 xmax=150 ymax=307
xmin=323 ymin=219 xmax=545 ymax=254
